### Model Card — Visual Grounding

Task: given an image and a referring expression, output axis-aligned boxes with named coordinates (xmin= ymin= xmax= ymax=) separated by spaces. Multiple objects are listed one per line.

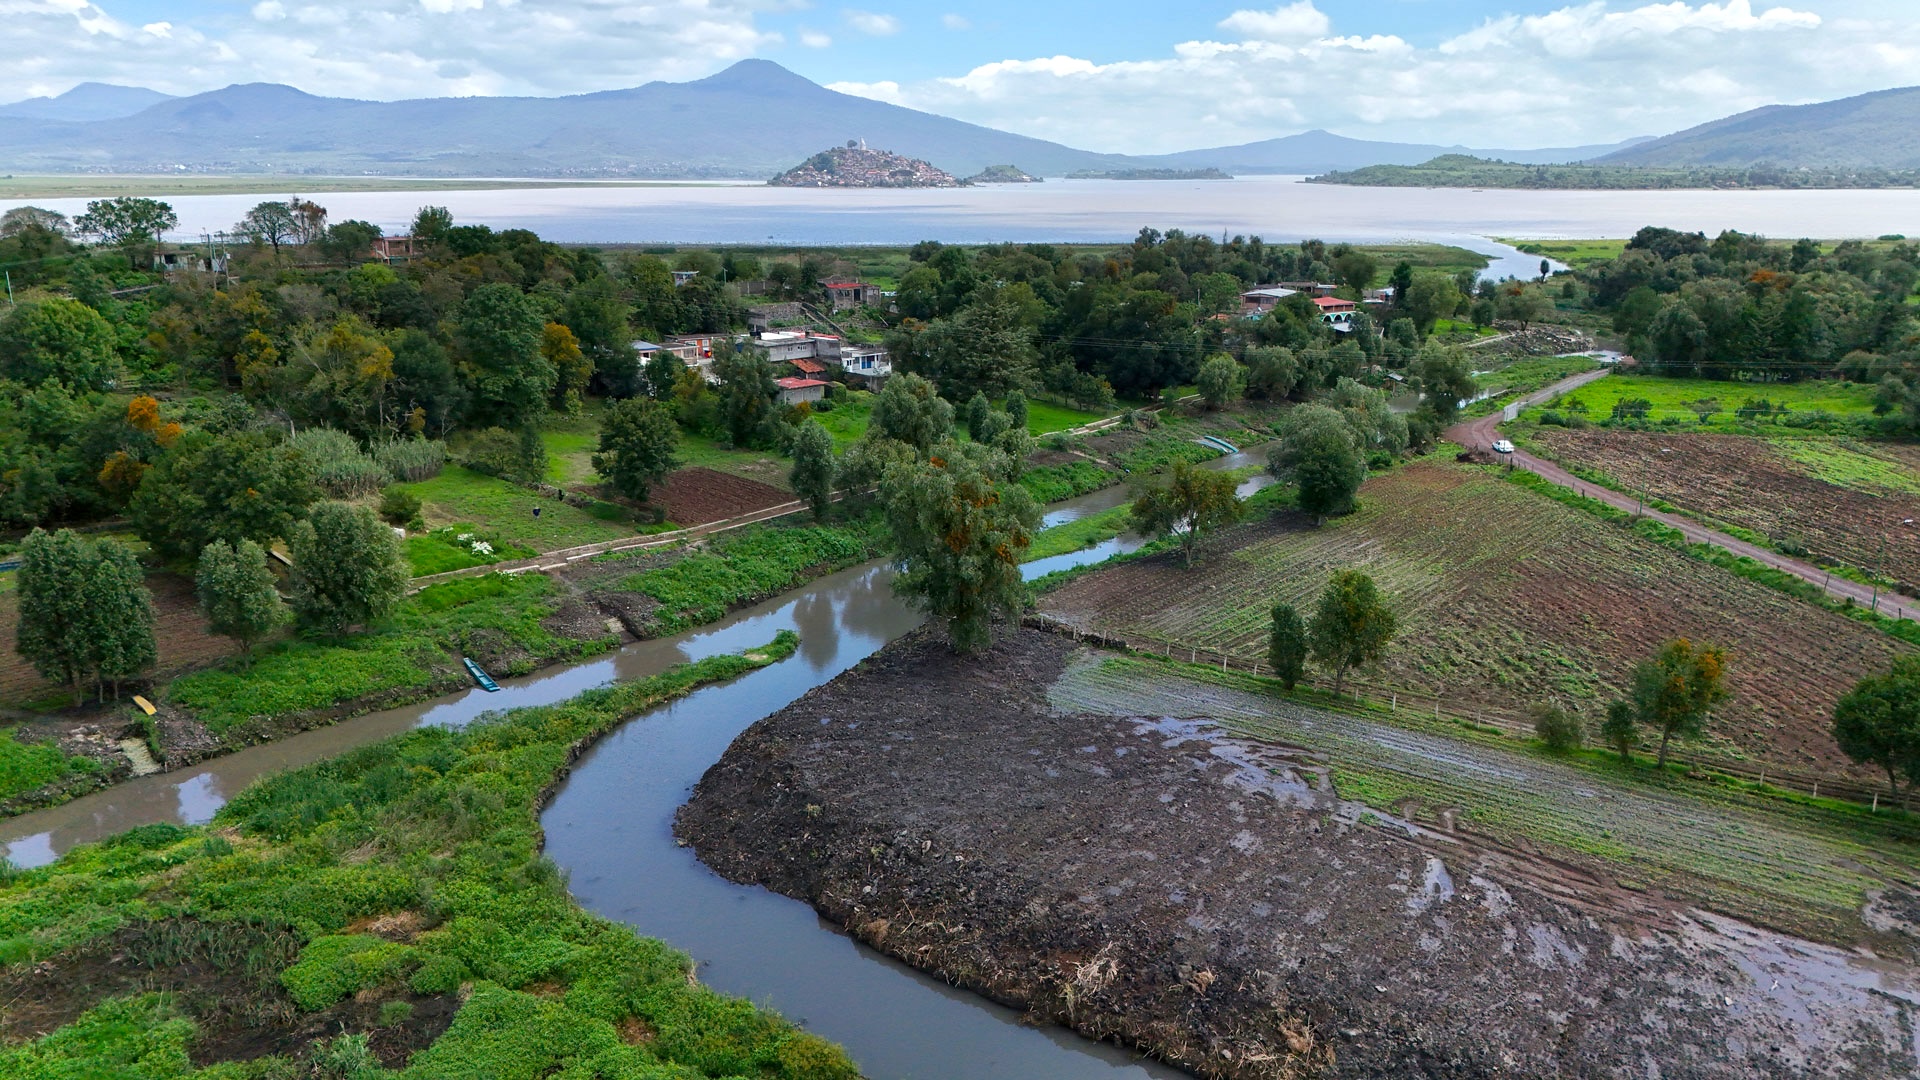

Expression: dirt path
xmin=1447 ymin=371 xmax=1920 ymax=618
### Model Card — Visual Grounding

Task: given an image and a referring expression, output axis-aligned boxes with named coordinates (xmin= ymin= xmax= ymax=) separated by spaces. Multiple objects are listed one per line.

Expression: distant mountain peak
xmin=694 ymin=59 xmax=822 ymax=95
xmin=0 ymin=81 xmax=174 ymax=122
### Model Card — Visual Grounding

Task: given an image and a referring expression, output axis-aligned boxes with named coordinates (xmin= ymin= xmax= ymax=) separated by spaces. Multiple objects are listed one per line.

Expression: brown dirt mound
xmin=678 ymin=627 xmax=1920 ymax=1078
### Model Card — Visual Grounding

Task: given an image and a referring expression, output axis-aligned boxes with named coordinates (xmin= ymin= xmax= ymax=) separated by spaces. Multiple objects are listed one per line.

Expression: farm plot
xmin=1551 ymin=374 xmax=1879 ymax=429
xmin=0 ymin=572 xmax=243 ymax=708
xmin=647 ymin=467 xmax=793 ymax=527
xmin=1039 ymin=460 xmax=1909 ymax=776
xmin=1529 ymin=428 xmax=1920 ymax=587
xmin=1049 ymin=654 xmax=1920 ymax=946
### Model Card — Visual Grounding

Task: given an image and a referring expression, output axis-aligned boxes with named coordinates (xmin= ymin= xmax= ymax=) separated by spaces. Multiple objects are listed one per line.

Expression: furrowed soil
xmin=1528 ymin=428 xmax=1920 ymax=589
xmin=678 ymin=627 xmax=1920 ymax=1079
xmin=0 ymin=571 xmax=241 ymax=709
xmin=1038 ymin=459 xmax=1908 ymax=778
xmin=645 ymin=467 xmax=792 ymax=526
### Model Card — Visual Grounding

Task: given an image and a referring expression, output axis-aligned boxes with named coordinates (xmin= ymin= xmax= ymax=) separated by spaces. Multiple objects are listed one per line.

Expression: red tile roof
xmin=1311 ymin=296 xmax=1355 ymax=309
xmin=776 ymin=377 xmax=829 ymax=390
xmin=791 ymin=359 xmax=826 ymax=374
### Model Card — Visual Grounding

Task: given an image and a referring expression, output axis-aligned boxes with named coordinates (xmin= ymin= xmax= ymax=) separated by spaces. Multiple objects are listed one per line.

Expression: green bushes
xmin=620 ymin=523 xmax=880 ymax=635
xmin=0 ymin=727 xmax=97 ymax=803
xmin=291 ymin=427 xmax=391 ymax=499
xmin=1019 ymin=460 xmax=1115 ymax=503
xmin=374 ymin=437 xmax=449 ymax=482
xmin=1 ymin=637 xmax=857 ymax=1079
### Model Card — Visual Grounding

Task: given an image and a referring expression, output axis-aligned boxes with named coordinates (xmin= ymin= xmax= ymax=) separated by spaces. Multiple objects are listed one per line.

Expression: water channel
xmin=0 ymin=452 xmax=1267 ymax=1079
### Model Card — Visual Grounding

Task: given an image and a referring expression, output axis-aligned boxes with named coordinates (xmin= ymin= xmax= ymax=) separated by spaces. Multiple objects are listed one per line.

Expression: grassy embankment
xmin=0 ymin=634 xmax=864 ymax=1080
xmin=1461 ymin=356 xmax=1605 ymax=418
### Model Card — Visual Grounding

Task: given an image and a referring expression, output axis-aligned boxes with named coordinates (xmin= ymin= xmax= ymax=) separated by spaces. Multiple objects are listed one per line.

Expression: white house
xmin=841 ymin=344 xmax=892 ymax=388
xmin=775 ymin=377 xmax=829 ymax=406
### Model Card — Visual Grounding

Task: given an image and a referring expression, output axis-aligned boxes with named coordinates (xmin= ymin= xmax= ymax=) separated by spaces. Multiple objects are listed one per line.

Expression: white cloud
xmin=828 ymin=0 xmax=1919 ymax=152
xmin=941 ymin=13 xmax=969 ymax=30
xmin=1218 ymin=1 xmax=1329 ymax=42
xmin=250 ymin=1 xmax=285 ymax=20
xmin=843 ymin=8 xmax=900 ymax=36
xmin=800 ymin=28 xmax=832 ymax=48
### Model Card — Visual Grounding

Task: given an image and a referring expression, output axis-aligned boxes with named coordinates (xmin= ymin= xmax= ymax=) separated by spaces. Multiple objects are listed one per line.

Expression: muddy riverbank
xmin=677 ymin=626 xmax=1920 ymax=1079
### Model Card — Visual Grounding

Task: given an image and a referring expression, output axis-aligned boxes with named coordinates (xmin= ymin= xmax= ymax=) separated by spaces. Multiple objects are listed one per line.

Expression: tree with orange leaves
xmin=1619 ymin=639 xmax=1730 ymax=769
xmin=880 ymin=441 xmax=1039 ymax=654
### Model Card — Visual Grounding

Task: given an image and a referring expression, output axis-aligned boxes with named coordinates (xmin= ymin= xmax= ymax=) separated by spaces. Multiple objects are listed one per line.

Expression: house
xmin=152 ymin=246 xmax=229 ymax=274
xmin=789 ymin=358 xmax=829 ymax=378
xmin=1312 ymin=296 xmax=1357 ymax=332
xmin=1281 ymin=281 xmax=1341 ymax=297
xmin=775 ymin=377 xmax=829 ymax=406
xmin=823 ymin=281 xmax=881 ymax=311
xmin=758 ymin=330 xmax=842 ymax=364
xmin=1241 ymin=286 xmax=1298 ymax=314
xmin=370 ymin=235 xmax=416 ymax=264
xmin=840 ymin=344 xmax=892 ymax=388
xmin=671 ymin=270 xmax=700 ymax=287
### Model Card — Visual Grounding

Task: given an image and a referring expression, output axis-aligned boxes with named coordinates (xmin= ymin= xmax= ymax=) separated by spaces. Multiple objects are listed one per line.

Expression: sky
xmin=7 ymin=0 xmax=1920 ymax=152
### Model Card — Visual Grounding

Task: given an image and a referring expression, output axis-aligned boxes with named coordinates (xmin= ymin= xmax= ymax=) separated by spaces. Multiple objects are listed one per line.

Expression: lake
xmin=8 ymin=175 xmax=1920 ymax=280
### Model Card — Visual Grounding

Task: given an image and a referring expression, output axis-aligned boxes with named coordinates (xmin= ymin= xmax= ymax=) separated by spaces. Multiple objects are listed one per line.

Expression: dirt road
xmin=1448 ymin=371 xmax=1920 ymax=618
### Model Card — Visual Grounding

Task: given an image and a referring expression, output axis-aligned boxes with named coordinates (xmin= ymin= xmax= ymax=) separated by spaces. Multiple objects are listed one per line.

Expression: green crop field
xmin=1049 ymin=655 xmax=1920 ymax=944
xmin=1543 ymin=374 xmax=1880 ymax=428
xmin=1040 ymin=460 xmax=1909 ymax=776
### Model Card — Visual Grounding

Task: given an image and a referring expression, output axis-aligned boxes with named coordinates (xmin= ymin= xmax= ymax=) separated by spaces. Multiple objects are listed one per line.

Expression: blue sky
xmin=9 ymin=1 xmax=1920 ymax=152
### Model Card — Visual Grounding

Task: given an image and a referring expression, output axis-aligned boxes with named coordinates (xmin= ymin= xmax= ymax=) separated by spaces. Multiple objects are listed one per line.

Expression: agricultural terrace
xmin=1039 ymin=460 xmax=1909 ymax=777
xmin=0 ymin=637 xmax=862 ymax=1079
xmin=1525 ymin=428 xmax=1920 ymax=588
xmin=1546 ymin=373 xmax=1879 ymax=430
xmin=1049 ymin=655 xmax=1920 ymax=948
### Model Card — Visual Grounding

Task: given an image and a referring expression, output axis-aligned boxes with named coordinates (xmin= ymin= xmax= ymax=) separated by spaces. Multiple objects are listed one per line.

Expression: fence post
xmin=1391 ymin=693 xmax=1397 ymax=713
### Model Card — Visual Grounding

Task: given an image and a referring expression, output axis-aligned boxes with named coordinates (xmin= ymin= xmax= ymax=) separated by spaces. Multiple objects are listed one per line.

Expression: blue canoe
xmin=462 ymin=656 xmax=501 ymax=692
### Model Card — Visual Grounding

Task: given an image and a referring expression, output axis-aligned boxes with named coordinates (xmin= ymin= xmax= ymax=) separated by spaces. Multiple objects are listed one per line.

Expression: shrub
xmin=291 ymin=428 xmax=392 ymax=499
xmin=374 ymin=438 xmax=448 ymax=482
xmin=1532 ymin=704 xmax=1583 ymax=753
xmin=460 ymin=427 xmax=543 ymax=483
xmin=280 ymin=934 xmax=416 ymax=1010
xmin=378 ymin=486 xmax=422 ymax=527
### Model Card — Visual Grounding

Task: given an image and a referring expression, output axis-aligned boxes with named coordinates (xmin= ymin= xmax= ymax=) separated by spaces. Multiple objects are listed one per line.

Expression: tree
xmin=85 ymin=538 xmax=155 ymax=699
xmin=1496 ymin=288 xmax=1549 ymax=331
xmin=1388 ymin=262 xmax=1415 ymax=309
xmin=713 ymin=347 xmax=778 ymax=447
xmin=1307 ymin=569 xmax=1396 ymax=695
xmin=880 ymin=444 xmax=1040 ymax=653
xmin=129 ymin=430 xmax=320 ymax=564
xmin=73 ymin=197 xmax=177 ymax=266
xmin=1532 ymin=704 xmax=1583 ymax=753
xmin=1271 ymin=405 xmax=1364 ymax=523
xmin=1601 ymin=700 xmax=1639 ymax=762
xmin=1195 ymin=354 xmax=1244 ymax=410
xmin=1128 ymin=460 xmax=1242 ymax=567
xmin=541 ymin=322 xmax=592 ymax=412
xmin=14 ymin=528 xmax=96 ymax=703
xmin=288 ymin=502 xmax=409 ymax=636
xmin=868 ymin=373 xmax=954 ymax=457
xmin=1540 ymin=258 xmax=1552 ymax=283
xmin=592 ymin=397 xmax=681 ymax=503
xmin=0 ymin=206 xmax=68 ymax=238
xmin=411 ymin=206 xmax=454 ymax=246
xmin=1618 ymin=639 xmax=1729 ymax=769
xmin=236 ymin=200 xmax=299 ymax=254
xmin=1243 ymin=346 xmax=1299 ymax=401
xmin=790 ymin=418 xmax=836 ymax=521
xmin=320 ymin=219 xmax=381 ymax=263
xmin=1333 ymin=250 xmax=1379 ymax=297
xmin=0 ymin=297 xmax=120 ymax=391
xmin=1832 ymin=658 xmax=1920 ymax=798
xmin=1414 ymin=344 xmax=1476 ymax=426
xmin=1403 ymin=271 xmax=1462 ymax=335
xmin=1003 ymin=389 xmax=1029 ymax=432
xmin=1267 ymin=603 xmax=1308 ymax=690
xmin=456 ymin=284 xmax=552 ymax=430
xmin=965 ymin=392 xmax=994 ymax=442
xmin=643 ymin=350 xmax=687 ymax=403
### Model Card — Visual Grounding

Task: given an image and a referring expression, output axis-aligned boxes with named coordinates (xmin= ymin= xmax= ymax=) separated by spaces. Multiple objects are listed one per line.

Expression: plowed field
xmin=0 ymin=572 xmax=242 ymax=708
xmin=1039 ymin=460 xmax=1910 ymax=776
xmin=646 ymin=468 xmax=792 ymax=527
xmin=1530 ymin=428 xmax=1920 ymax=590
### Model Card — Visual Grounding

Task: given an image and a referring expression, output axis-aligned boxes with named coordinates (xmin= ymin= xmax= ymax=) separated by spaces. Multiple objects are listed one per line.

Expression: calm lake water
xmin=10 ymin=175 xmax=1920 ymax=279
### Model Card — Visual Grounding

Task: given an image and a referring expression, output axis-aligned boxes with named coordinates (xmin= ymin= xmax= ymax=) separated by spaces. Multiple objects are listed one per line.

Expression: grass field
xmin=1542 ymin=374 xmax=1880 ymax=428
xmin=1464 ymin=356 xmax=1603 ymax=416
xmin=1024 ymin=399 xmax=1107 ymax=434
xmin=1496 ymin=238 xmax=1630 ymax=267
xmin=1050 ymin=655 xmax=1920 ymax=946
xmin=813 ymin=395 xmax=875 ymax=450
xmin=1039 ymin=460 xmax=1908 ymax=777
xmin=0 ymin=636 xmax=861 ymax=1079
xmin=398 ymin=467 xmax=640 ymax=552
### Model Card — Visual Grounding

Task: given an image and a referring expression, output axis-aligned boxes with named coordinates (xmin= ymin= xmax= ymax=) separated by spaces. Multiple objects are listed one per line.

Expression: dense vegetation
xmin=1312 ymin=154 xmax=1920 ymax=190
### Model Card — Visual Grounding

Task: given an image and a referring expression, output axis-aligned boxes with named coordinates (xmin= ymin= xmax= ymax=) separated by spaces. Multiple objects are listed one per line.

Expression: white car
xmin=1493 ymin=439 xmax=1516 ymax=454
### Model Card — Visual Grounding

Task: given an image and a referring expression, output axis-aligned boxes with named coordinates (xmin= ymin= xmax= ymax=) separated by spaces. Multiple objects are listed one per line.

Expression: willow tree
xmin=880 ymin=443 xmax=1040 ymax=653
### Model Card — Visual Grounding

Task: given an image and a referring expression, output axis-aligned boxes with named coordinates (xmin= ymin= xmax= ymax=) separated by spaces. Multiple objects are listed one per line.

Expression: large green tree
xmin=457 ymin=283 xmax=553 ymax=430
xmin=1270 ymin=405 xmax=1365 ymax=523
xmin=235 ymin=200 xmax=299 ymax=253
xmin=592 ymin=397 xmax=681 ymax=503
xmin=1267 ymin=603 xmax=1308 ymax=691
xmin=789 ymin=418 xmax=836 ymax=522
xmin=712 ymin=348 xmax=777 ymax=448
xmin=1195 ymin=354 xmax=1244 ymax=410
xmin=1128 ymin=460 xmax=1242 ymax=567
xmin=1403 ymin=271 xmax=1463 ymax=336
xmin=288 ymin=502 xmax=409 ymax=636
xmin=85 ymin=538 xmax=155 ymax=699
xmin=881 ymin=444 xmax=1040 ymax=653
xmin=1414 ymin=343 xmax=1477 ymax=427
xmin=0 ymin=297 xmax=120 ymax=391
xmin=868 ymin=373 xmax=954 ymax=457
xmin=14 ymin=528 xmax=97 ymax=703
xmin=1833 ymin=658 xmax=1920 ymax=799
xmin=73 ymin=197 xmax=177 ymax=266
xmin=1618 ymin=639 xmax=1730 ymax=768
xmin=129 ymin=430 xmax=320 ymax=564
xmin=195 ymin=538 xmax=288 ymax=665
xmin=1308 ymin=569 xmax=1397 ymax=695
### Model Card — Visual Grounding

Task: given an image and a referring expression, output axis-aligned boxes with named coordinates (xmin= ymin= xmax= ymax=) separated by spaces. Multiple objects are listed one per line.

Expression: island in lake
xmin=1065 ymin=167 xmax=1232 ymax=180
xmin=769 ymin=143 xmax=961 ymax=188
xmin=966 ymin=164 xmax=1042 ymax=184
xmin=1311 ymin=153 xmax=1920 ymax=190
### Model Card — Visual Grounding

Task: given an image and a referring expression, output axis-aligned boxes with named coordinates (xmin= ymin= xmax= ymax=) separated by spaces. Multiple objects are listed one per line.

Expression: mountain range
xmin=0 ymin=61 xmax=1910 ymax=179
